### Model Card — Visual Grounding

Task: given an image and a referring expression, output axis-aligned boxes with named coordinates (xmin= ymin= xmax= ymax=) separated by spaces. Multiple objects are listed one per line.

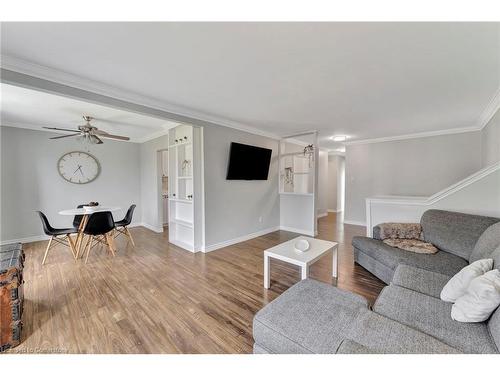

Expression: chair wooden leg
xmin=67 ymin=235 xmax=77 ymax=259
xmin=125 ymin=227 xmax=135 ymax=247
xmin=105 ymin=233 xmax=116 ymax=256
xmin=85 ymin=236 xmax=94 ymax=264
xmin=42 ymin=237 xmax=54 ymax=265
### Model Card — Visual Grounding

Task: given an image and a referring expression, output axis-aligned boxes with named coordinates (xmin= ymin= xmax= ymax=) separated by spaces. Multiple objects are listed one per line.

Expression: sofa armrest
xmin=392 ymin=264 xmax=451 ymax=298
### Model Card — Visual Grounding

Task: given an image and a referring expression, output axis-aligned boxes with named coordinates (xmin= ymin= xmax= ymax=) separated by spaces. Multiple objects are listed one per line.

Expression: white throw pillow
xmin=440 ymin=259 xmax=493 ymax=302
xmin=451 ymin=269 xmax=500 ymax=323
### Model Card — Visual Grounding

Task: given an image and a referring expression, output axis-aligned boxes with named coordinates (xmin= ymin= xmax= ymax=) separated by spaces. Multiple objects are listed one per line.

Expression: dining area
xmin=37 ymin=203 xmax=137 ymax=264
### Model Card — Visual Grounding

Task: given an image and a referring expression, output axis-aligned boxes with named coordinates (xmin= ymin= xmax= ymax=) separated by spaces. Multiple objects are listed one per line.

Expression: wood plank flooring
xmin=9 ymin=213 xmax=385 ymax=354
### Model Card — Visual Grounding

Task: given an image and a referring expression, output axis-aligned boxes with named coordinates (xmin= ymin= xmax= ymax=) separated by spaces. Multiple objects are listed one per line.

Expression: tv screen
xmin=226 ymin=142 xmax=272 ymax=180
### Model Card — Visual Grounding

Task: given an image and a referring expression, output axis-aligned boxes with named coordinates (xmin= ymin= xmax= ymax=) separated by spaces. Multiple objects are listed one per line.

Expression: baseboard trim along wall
xmin=328 ymin=209 xmax=343 ymax=213
xmin=343 ymin=220 xmax=366 ymax=227
xmin=316 ymin=213 xmax=328 ymax=219
xmin=138 ymin=222 xmax=164 ymax=233
xmin=0 ymin=221 xmax=148 ymax=245
xmin=203 ymin=226 xmax=281 ymax=253
xmin=0 ymin=234 xmax=50 ymax=245
xmin=278 ymin=226 xmax=316 ymax=237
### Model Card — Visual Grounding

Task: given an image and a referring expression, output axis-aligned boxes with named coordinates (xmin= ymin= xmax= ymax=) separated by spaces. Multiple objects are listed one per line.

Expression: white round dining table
xmin=58 ymin=206 xmax=121 ymax=258
xmin=58 ymin=206 xmax=121 ymax=216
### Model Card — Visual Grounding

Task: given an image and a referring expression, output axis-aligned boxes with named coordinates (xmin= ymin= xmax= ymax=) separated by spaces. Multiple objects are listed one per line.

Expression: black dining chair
xmin=72 ymin=204 xmax=86 ymax=229
xmin=37 ymin=211 xmax=78 ymax=265
xmin=114 ymin=204 xmax=136 ymax=247
xmin=83 ymin=211 xmax=116 ymax=263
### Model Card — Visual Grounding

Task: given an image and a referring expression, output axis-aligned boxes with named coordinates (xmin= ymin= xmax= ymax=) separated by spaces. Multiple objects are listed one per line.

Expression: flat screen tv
xmin=226 ymin=142 xmax=272 ymax=180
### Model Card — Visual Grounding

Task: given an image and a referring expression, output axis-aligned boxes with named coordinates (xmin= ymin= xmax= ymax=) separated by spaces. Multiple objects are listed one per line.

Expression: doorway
xmin=158 ymin=149 xmax=169 ymax=228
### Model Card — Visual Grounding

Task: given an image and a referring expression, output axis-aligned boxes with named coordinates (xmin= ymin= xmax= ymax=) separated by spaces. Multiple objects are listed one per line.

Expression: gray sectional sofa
xmin=252 ymin=210 xmax=500 ymax=353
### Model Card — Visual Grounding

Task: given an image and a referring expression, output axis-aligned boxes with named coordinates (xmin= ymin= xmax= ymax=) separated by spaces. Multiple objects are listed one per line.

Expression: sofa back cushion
xmin=469 ymin=222 xmax=500 ymax=263
xmin=488 ymin=246 xmax=500 ymax=351
xmin=420 ymin=210 xmax=500 ymax=260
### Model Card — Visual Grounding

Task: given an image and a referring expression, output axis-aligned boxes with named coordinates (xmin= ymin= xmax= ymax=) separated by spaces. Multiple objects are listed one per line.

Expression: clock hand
xmin=73 ymin=165 xmax=82 ymax=174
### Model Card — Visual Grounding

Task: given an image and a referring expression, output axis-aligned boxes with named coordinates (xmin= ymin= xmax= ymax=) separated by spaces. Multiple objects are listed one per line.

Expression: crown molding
xmin=3 ymin=54 xmax=499 ymax=146
xmin=344 ymin=126 xmax=480 ymax=146
xmin=344 ymin=84 xmax=500 ymax=146
xmin=476 ymin=86 xmax=500 ymax=130
xmin=1 ymin=54 xmax=282 ymax=141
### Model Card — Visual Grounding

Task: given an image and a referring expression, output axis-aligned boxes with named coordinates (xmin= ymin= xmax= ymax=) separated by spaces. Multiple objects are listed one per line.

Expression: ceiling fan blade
xmin=91 ymin=135 xmax=104 ymax=144
xmin=43 ymin=127 xmax=80 ymax=133
xmin=93 ymin=129 xmax=109 ymax=135
xmin=50 ymin=133 xmax=80 ymax=140
xmin=98 ymin=134 xmax=130 ymax=141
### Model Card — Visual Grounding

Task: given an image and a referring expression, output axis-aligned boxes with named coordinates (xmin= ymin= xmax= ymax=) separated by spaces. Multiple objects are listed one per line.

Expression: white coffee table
xmin=264 ymin=236 xmax=338 ymax=289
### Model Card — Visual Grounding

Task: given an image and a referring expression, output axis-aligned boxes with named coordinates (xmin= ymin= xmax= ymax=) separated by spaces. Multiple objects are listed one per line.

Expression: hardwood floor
xmin=10 ymin=213 xmax=384 ymax=354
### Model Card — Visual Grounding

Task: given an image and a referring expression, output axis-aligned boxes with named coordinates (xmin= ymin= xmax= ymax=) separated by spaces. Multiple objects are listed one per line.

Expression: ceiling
xmin=1 ymin=22 xmax=499 ymax=149
xmin=0 ymin=83 xmax=178 ymax=142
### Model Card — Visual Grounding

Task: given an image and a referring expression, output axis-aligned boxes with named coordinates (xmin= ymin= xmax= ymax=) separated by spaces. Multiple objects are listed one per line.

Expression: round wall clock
xmin=57 ymin=151 xmax=100 ymax=184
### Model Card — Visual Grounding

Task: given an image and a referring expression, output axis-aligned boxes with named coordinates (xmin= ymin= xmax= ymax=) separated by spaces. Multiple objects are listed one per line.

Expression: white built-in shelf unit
xmin=168 ymin=124 xmax=204 ymax=252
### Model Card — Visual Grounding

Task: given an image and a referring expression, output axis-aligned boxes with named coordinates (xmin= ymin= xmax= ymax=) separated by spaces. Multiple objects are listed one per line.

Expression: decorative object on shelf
xmin=181 ymin=159 xmax=192 ymax=176
xmin=284 ymin=167 xmax=294 ymax=186
xmin=303 ymin=144 xmax=315 ymax=167
xmin=44 ymin=115 xmax=130 ymax=145
xmin=294 ymin=238 xmax=310 ymax=252
xmin=57 ymin=151 xmax=100 ymax=184
xmin=187 ymin=194 xmax=193 ymax=200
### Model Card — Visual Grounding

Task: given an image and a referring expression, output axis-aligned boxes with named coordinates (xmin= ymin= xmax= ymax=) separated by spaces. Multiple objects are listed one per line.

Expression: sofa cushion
xmin=488 ymin=306 xmax=500 ymax=352
xmin=352 ymin=236 xmax=468 ymax=276
xmin=470 ymin=222 xmax=500 ymax=263
xmin=392 ymin=264 xmax=451 ymax=298
xmin=345 ymin=310 xmax=460 ymax=354
xmin=253 ymin=279 xmax=368 ymax=353
xmin=420 ymin=210 xmax=500 ymax=260
xmin=373 ymin=285 xmax=498 ymax=353
xmin=336 ymin=339 xmax=379 ymax=354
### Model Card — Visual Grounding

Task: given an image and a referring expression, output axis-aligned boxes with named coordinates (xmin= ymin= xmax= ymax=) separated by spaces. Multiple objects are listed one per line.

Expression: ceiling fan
xmin=43 ymin=115 xmax=130 ymax=144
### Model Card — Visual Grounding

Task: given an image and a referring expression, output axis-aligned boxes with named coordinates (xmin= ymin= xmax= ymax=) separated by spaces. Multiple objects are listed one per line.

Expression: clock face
xmin=57 ymin=151 xmax=100 ymax=184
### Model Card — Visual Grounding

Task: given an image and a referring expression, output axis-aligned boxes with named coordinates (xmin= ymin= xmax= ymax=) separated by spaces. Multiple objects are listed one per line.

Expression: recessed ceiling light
xmin=331 ymin=135 xmax=347 ymax=142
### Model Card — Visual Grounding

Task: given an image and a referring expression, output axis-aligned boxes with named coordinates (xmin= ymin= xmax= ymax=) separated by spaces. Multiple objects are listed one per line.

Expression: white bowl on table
xmin=294 ymin=239 xmax=310 ymax=252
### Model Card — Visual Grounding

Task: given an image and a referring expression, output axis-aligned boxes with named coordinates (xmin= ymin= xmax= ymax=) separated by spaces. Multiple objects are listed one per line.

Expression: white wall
xmin=366 ymin=164 xmax=500 ymax=236
xmin=317 ymin=150 xmax=328 ymax=217
xmin=139 ymin=134 xmax=169 ymax=232
xmin=345 ymin=131 xmax=483 ymax=224
xmin=327 ymin=154 xmax=345 ymax=212
xmin=337 ymin=156 xmax=345 ymax=212
xmin=0 ymin=126 xmax=141 ymax=242
xmin=481 ymin=108 xmax=500 ymax=167
xmin=203 ymin=125 xmax=280 ymax=248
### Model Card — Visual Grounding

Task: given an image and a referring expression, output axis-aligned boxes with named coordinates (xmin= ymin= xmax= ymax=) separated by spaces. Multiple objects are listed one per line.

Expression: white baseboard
xmin=0 ymin=222 xmax=152 ymax=245
xmin=0 ymin=234 xmax=50 ymax=245
xmin=316 ymin=213 xmax=328 ymax=218
xmin=328 ymin=209 xmax=343 ymax=213
xmin=138 ymin=222 xmax=164 ymax=233
xmin=203 ymin=226 xmax=280 ymax=253
xmin=279 ymin=226 xmax=315 ymax=236
xmin=343 ymin=220 xmax=366 ymax=227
